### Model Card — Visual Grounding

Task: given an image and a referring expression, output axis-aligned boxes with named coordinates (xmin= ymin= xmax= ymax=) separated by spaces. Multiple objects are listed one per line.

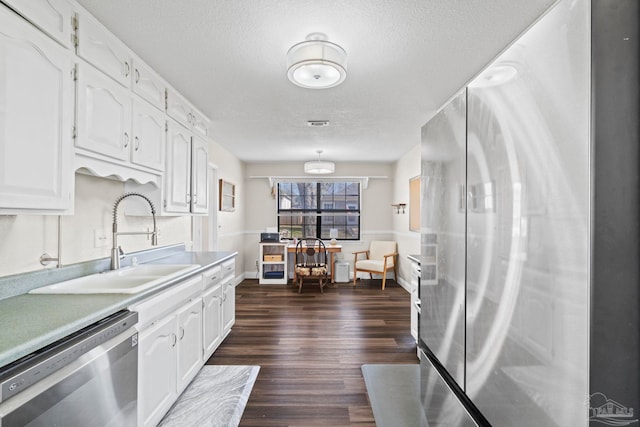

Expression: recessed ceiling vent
xmin=307 ymin=120 xmax=330 ymax=127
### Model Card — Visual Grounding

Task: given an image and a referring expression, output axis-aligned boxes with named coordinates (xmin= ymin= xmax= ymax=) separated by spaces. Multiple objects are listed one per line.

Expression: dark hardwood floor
xmin=206 ymin=278 xmax=419 ymax=427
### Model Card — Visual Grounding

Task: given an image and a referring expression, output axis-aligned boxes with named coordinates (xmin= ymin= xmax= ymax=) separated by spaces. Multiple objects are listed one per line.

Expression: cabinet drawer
xmin=222 ymin=259 xmax=235 ymax=278
xmin=130 ymin=276 xmax=202 ymax=329
xmin=202 ymin=265 xmax=222 ymax=290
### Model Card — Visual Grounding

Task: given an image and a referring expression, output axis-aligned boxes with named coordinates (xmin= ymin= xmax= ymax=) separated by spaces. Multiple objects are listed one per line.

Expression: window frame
xmin=277 ymin=181 xmax=361 ymax=241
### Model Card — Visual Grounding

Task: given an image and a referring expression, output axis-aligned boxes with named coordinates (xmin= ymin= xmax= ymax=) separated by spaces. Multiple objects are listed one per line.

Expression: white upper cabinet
xmin=163 ymin=120 xmax=209 ymax=214
xmin=132 ymin=99 xmax=165 ymax=171
xmin=166 ymin=88 xmax=210 ymax=138
xmin=164 ymin=120 xmax=193 ymax=213
xmin=132 ymin=59 xmax=166 ymax=111
xmin=191 ymin=136 xmax=209 ymax=214
xmin=76 ymin=62 xmax=132 ymax=162
xmin=77 ymin=62 xmax=166 ymax=173
xmin=76 ymin=11 xmax=132 ymax=88
xmin=1 ymin=0 xmax=73 ymax=48
xmin=0 ymin=4 xmax=74 ymax=213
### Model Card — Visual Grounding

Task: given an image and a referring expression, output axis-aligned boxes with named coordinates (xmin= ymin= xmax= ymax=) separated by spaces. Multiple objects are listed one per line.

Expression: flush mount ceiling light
xmin=304 ymin=150 xmax=335 ymax=174
xmin=287 ymin=33 xmax=347 ymax=89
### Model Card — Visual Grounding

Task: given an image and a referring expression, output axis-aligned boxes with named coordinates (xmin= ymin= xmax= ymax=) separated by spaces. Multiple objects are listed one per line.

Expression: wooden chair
xmin=294 ymin=238 xmax=329 ymax=293
xmin=353 ymin=241 xmax=398 ymax=290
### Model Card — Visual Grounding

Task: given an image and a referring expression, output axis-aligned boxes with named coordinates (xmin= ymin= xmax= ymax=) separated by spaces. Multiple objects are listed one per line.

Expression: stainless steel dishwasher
xmin=0 ymin=310 xmax=138 ymax=427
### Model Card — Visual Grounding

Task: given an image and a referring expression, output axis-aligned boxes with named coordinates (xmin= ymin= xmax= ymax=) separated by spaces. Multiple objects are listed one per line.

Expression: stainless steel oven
xmin=0 ymin=310 xmax=138 ymax=427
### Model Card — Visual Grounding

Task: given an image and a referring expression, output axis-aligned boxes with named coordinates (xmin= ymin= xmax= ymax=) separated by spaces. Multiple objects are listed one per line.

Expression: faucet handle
xmin=118 ymin=246 xmax=125 ymax=259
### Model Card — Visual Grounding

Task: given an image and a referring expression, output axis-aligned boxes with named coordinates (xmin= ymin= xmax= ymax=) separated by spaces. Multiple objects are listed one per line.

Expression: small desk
xmin=287 ymin=244 xmax=342 ymax=284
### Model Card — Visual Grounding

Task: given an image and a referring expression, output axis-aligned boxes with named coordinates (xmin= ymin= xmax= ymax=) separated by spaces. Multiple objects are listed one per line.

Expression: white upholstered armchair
xmin=352 ymin=241 xmax=398 ymax=290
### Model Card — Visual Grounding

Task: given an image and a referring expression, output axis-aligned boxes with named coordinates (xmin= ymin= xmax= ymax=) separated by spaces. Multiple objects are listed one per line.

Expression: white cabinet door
xmin=166 ymin=87 xmax=210 ymax=138
xmin=166 ymin=88 xmax=192 ymax=129
xmin=176 ymin=298 xmax=203 ymax=393
xmin=191 ymin=136 xmax=209 ymax=213
xmin=132 ymin=59 xmax=165 ymax=111
xmin=0 ymin=6 xmax=73 ymax=212
xmin=138 ymin=315 xmax=178 ymax=427
xmin=132 ymin=98 xmax=165 ymax=171
xmin=1 ymin=0 xmax=73 ymax=48
xmin=164 ymin=120 xmax=192 ymax=213
xmin=222 ymin=276 xmax=236 ymax=334
xmin=203 ymin=285 xmax=223 ymax=359
xmin=191 ymin=109 xmax=210 ymax=138
xmin=76 ymin=12 xmax=132 ymax=87
xmin=76 ymin=62 xmax=132 ymax=161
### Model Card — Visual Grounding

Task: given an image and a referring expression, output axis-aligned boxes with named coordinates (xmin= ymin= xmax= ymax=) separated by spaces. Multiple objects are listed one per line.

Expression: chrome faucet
xmin=111 ymin=192 xmax=158 ymax=270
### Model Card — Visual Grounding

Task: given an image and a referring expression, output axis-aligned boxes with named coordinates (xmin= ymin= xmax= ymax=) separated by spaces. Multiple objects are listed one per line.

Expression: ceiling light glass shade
xmin=304 ymin=160 xmax=335 ymax=174
xmin=287 ymin=33 xmax=347 ymax=89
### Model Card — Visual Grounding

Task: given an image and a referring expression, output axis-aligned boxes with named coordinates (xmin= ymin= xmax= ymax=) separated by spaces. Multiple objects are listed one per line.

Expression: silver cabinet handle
xmin=123 ymin=132 xmax=129 ymax=148
xmin=179 ymin=326 xmax=185 ymax=340
xmin=124 ymin=61 xmax=130 ymax=77
xmin=135 ymin=68 xmax=140 ymax=84
xmin=134 ymin=136 xmax=140 ymax=151
xmin=171 ymin=333 xmax=177 ymax=347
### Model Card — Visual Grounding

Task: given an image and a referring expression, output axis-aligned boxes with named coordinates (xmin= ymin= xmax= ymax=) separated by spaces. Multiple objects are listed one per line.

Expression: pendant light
xmin=304 ymin=150 xmax=335 ymax=174
xmin=287 ymin=33 xmax=347 ymax=89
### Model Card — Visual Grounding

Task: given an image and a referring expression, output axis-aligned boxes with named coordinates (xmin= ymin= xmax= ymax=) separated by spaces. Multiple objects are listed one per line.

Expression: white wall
xmin=0 ymin=173 xmax=192 ymax=277
xmin=391 ymin=144 xmax=421 ymax=288
xmin=208 ymin=139 xmax=246 ymax=275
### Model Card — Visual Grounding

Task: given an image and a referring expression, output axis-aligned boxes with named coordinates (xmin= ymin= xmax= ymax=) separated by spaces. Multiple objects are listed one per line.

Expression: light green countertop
xmin=0 ymin=248 xmax=236 ymax=368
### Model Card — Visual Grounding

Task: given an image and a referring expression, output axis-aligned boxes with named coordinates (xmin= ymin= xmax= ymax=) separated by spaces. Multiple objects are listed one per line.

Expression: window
xmin=278 ymin=182 xmax=360 ymax=240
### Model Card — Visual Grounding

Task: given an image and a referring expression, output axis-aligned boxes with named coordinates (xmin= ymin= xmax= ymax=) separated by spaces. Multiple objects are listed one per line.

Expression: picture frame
xmin=219 ymin=179 xmax=236 ymax=212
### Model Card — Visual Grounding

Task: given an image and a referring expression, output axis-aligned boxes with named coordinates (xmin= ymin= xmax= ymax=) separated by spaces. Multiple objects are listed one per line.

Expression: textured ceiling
xmin=74 ymin=0 xmax=557 ymax=163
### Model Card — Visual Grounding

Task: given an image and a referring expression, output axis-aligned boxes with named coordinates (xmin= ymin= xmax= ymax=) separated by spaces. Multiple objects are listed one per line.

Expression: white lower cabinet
xmin=137 ymin=314 xmax=178 ymax=427
xmin=176 ymin=298 xmax=203 ymax=393
xmin=132 ymin=276 xmax=202 ymax=427
xmin=202 ymin=284 xmax=223 ymax=360
xmin=222 ymin=275 xmax=236 ymax=335
xmin=132 ymin=258 xmax=236 ymax=426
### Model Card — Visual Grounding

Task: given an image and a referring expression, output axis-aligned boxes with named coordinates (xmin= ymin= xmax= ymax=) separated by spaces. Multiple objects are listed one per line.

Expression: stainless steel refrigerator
xmin=418 ymin=0 xmax=639 ymax=425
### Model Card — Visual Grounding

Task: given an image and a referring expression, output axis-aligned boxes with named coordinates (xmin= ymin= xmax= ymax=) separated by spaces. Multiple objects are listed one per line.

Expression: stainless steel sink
xmin=29 ymin=264 xmax=200 ymax=294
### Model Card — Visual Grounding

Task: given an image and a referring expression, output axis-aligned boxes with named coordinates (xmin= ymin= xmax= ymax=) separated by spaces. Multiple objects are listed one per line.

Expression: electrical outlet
xmin=94 ymin=229 xmax=108 ymax=248
xmin=255 ymin=259 xmax=259 ymax=268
